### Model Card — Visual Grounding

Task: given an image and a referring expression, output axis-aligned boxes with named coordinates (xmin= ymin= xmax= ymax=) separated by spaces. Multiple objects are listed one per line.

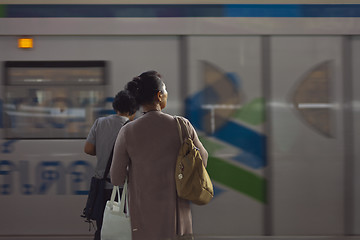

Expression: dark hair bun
xmin=125 ymin=71 xmax=163 ymax=105
xmin=126 ymin=77 xmax=141 ymax=99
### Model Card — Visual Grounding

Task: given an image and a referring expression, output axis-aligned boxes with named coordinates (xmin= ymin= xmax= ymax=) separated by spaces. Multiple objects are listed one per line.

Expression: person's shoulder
xmin=174 ymin=115 xmax=190 ymax=124
xmin=159 ymin=112 xmax=183 ymax=123
xmin=121 ymin=116 xmax=138 ymax=128
xmin=94 ymin=115 xmax=121 ymax=127
xmin=117 ymin=118 xmax=135 ymax=136
xmin=162 ymin=112 xmax=175 ymax=119
xmin=122 ymin=119 xmax=133 ymax=128
xmin=174 ymin=115 xmax=196 ymax=132
xmin=160 ymin=112 xmax=182 ymax=120
xmin=95 ymin=115 xmax=110 ymax=123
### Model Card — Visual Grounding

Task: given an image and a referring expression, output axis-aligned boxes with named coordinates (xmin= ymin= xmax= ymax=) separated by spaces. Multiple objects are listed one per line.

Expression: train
xmin=1 ymin=2 xmax=360 ymax=239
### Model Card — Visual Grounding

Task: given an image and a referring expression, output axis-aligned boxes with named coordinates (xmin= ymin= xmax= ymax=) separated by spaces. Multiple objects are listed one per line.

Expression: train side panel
xmin=0 ymin=16 xmax=360 ymax=237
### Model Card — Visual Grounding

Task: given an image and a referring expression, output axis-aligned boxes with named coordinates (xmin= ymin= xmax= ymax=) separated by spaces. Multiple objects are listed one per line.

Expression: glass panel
xmin=187 ymin=36 xmax=265 ymax=236
xmin=270 ymin=36 xmax=344 ymax=235
xmin=352 ymin=36 xmax=360 ymax=235
xmin=3 ymin=61 xmax=107 ymax=139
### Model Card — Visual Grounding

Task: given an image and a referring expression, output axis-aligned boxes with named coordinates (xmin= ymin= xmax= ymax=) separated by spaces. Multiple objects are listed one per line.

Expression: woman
xmin=84 ymin=90 xmax=138 ymax=240
xmin=110 ymin=71 xmax=208 ymax=240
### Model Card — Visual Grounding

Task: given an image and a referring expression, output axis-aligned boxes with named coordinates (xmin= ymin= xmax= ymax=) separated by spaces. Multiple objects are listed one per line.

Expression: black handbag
xmin=81 ymin=147 xmax=113 ymax=223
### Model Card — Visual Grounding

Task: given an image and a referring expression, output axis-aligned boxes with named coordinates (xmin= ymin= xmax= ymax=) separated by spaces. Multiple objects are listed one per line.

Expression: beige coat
xmin=110 ymin=111 xmax=208 ymax=240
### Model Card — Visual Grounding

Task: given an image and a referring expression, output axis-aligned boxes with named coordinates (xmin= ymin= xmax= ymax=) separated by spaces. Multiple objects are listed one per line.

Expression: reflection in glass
xmin=3 ymin=61 xmax=107 ymax=139
xmin=291 ymin=61 xmax=334 ymax=138
xmin=200 ymin=61 xmax=243 ymax=134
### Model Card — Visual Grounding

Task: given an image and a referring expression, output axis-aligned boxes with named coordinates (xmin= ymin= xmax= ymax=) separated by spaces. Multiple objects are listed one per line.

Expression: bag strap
xmin=174 ymin=116 xmax=190 ymax=143
xmin=110 ymin=185 xmax=121 ymax=204
xmin=102 ymin=119 xmax=130 ymax=180
xmin=102 ymin=146 xmax=114 ymax=180
xmin=120 ymin=180 xmax=129 ymax=215
xmin=110 ymin=180 xmax=129 ymax=215
xmin=174 ymin=116 xmax=183 ymax=145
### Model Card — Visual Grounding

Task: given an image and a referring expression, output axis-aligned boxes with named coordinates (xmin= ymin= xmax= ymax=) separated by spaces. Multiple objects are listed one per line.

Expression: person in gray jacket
xmin=110 ymin=71 xmax=208 ymax=240
xmin=84 ymin=90 xmax=138 ymax=240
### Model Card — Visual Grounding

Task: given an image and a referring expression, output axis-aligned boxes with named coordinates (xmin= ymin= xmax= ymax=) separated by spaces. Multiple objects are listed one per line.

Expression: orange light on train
xmin=18 ymin=38 xmax=33 ymax=49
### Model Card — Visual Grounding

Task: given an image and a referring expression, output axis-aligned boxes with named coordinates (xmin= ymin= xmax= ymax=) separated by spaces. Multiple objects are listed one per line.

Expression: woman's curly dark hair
xmin=112 ymin=90 xmax=138 ymax=115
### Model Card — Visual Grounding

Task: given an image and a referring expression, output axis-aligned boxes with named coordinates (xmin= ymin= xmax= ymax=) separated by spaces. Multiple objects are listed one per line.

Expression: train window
xmin=290 ymin=60 xmax=334 ymax=138
xmin=3 ymin=61 xmax=107 ymax=139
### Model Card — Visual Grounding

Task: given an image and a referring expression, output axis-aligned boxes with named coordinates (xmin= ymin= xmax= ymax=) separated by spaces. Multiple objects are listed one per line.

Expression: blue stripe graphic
xmin=186 ymin=92 xmax=267 ymax=169
xmin=212 ymin=121 xmax=266 ymax=165
xmin=2 ymin=4 xmax=360 ymax=18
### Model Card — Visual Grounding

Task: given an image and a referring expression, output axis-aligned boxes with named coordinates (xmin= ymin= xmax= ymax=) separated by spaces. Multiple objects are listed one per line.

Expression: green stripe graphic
xmin=207 ymin=156 xmax=266 ymax=203
xmin=232 ymin=97 xmax=265 ymax=125
xmin=199 ymin=137 xmax=225 ymax=155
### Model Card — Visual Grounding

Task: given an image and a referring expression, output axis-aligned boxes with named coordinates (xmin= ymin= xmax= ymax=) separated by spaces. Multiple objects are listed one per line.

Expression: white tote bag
xmin=101 ymin=180 xmax=131 ymax=240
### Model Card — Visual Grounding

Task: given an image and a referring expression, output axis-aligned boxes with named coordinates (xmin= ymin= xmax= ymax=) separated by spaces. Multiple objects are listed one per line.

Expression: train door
xmin=186 ymin=35 xmax=354 ymax=236
xmin=186 ymin=36 xmax=266 ymax=236
xmin=270 ymin=36 xmax=345 ymax=235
